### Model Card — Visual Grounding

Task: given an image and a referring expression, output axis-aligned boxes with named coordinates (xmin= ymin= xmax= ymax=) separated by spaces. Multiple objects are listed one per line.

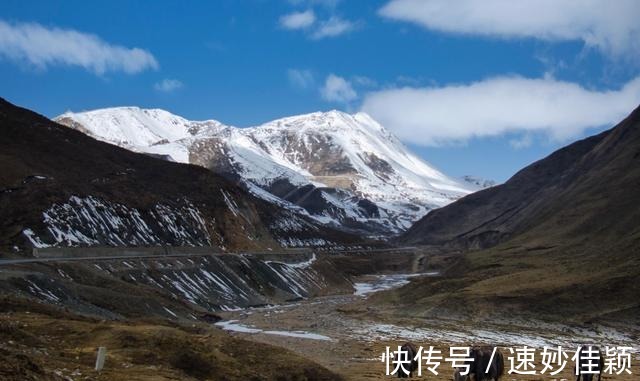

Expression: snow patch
xmin=215 ymin=320 xmax=332 ymax=341
xmin=25 ymin=196 xmax=212 ymax=247
xmin=353 ymin=272 xmax=439 ymax=296
xmin=56 ymin=107 xmax=476 ymax=234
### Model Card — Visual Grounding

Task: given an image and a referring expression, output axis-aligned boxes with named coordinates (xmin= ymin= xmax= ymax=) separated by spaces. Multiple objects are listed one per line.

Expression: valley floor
xmin=215 ymin=273 xmax=640 ymax=381
xmin=1 ymin=250 xmax=638 ymax=381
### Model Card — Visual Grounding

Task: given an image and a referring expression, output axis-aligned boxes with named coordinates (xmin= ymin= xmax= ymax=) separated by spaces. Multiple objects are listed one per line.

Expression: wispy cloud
xmin=352 ymin=75 xmax=377 ymax=88
xmin=287 ymin=69 xmax=315 ymax=89
xmin=279 ymin=2 xmax=357 ymax=40
xmin=509 ymin=134 xmax=534 ymax=149
xmin=279 ymin=10 xmax=316 ymax=30
xmin=379 ymin=0 xmax=640 ymax=59
xmin=154 ymin=79 xmax=183 ymax=93
xmin=320 ymin=74 xmax=357 ymax=103
xmin=0 ymin=20 xmax=158 ymax=75
xmin=311 ymin=16 xmax=355 ymax=39
xmin=361 ymin=76 xmax=640 ymax=146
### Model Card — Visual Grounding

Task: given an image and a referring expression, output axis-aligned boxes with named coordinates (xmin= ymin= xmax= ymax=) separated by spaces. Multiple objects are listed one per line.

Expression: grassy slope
xmin=0 ymin=296 xmax=342 ymax=381
xmin=371 ymin=106 xmax=640 ymax=326
xmin=400 ymin=105 xmax=640 ymax=250
xmin=368 ymin=237 xmax=639 ymax=325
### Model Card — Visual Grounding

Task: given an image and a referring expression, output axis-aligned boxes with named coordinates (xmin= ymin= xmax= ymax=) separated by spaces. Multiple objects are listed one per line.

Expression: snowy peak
xmin=258 ymin=110 xmax=395 ymax=147
xmin=256 ymin=110 xmax=380 ymax=132
xmin=56 ymin=107 xmax=225 ymax=148
xmin=55 ymin=106 xmax=476 ymax=235
xmin=247 ymin=109 xmax=470 ymax=197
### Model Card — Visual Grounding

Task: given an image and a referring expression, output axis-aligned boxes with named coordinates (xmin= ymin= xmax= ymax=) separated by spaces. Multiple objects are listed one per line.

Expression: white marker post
xmin=95 ymin=346 xmax=107 ymax=371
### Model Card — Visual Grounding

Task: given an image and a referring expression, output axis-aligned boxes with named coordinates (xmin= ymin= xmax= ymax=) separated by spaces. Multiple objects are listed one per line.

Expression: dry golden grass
xmin=0 ymin=297 xmax=342 ymax=381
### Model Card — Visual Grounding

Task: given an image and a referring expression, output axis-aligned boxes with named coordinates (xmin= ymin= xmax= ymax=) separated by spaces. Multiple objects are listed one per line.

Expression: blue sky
xmin=1 ymin=0 xmax=640 ymax=182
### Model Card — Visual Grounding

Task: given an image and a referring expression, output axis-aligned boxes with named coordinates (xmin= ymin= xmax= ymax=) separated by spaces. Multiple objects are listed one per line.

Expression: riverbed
xmin=214 ymin=271 xmax=639 ymax=380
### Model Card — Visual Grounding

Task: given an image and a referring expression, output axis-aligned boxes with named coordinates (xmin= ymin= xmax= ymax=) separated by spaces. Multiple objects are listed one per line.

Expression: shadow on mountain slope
xmin=368 ymin=105 xmax=640 ymax=326
xmin=0 ymin=98 xmax=361 ymax=252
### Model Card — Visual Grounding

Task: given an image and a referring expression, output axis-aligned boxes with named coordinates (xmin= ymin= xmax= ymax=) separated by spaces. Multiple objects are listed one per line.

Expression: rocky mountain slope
xmin=372 ymin=105 xmax=640 ymax=324
xmin=55 ymin=108 xmax=474 ymax=236
xmin=0 ymin=98 xmax=361 ymax=251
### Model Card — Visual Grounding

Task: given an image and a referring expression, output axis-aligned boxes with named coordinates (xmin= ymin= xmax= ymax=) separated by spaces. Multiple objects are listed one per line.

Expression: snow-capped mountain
xmin=55 ymin=107 xmax=225 ymax=163
xmin=55 ymin=108 xmax=474 ymax=235
xmin=460 ymin=175 xmax=497 ymax=190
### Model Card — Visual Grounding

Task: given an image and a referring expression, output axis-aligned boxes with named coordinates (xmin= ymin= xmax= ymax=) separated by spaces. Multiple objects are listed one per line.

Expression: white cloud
xmin=279 ymin=10 xmax=316 ymax=30
xmin=311 ymin=16 xmax=355 ymax=39
xmin=352 ymin=75 xmax=377 ymax=88
xmin=361 ymin=76 xmax=640 ymax=146
xmin=379 ymin=0 xmax=640 ymax=58
xmin=154 ymin=79 xmax=183 ymax=92
xmin=320 ymin=74 xmax=357 ymax=103
xmin=509 ymin=134 xmax=534 ymax=149
xmin=287 ymin=69 xmax=315 ymax=89
xmin=0 ymin=20 xmax=158 ymax=74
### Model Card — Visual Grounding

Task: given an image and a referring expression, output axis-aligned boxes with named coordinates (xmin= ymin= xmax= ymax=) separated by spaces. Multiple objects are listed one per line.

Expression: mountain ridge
xmin=398 ymin=104 xmax=640 ymax=248
xmin=56 ymin=107 xmax=476 ymax=235
xmin=0 ymin=97 xmax=363 ymax=251
xmin=369 ymin=104 xmax=640 ymax=325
